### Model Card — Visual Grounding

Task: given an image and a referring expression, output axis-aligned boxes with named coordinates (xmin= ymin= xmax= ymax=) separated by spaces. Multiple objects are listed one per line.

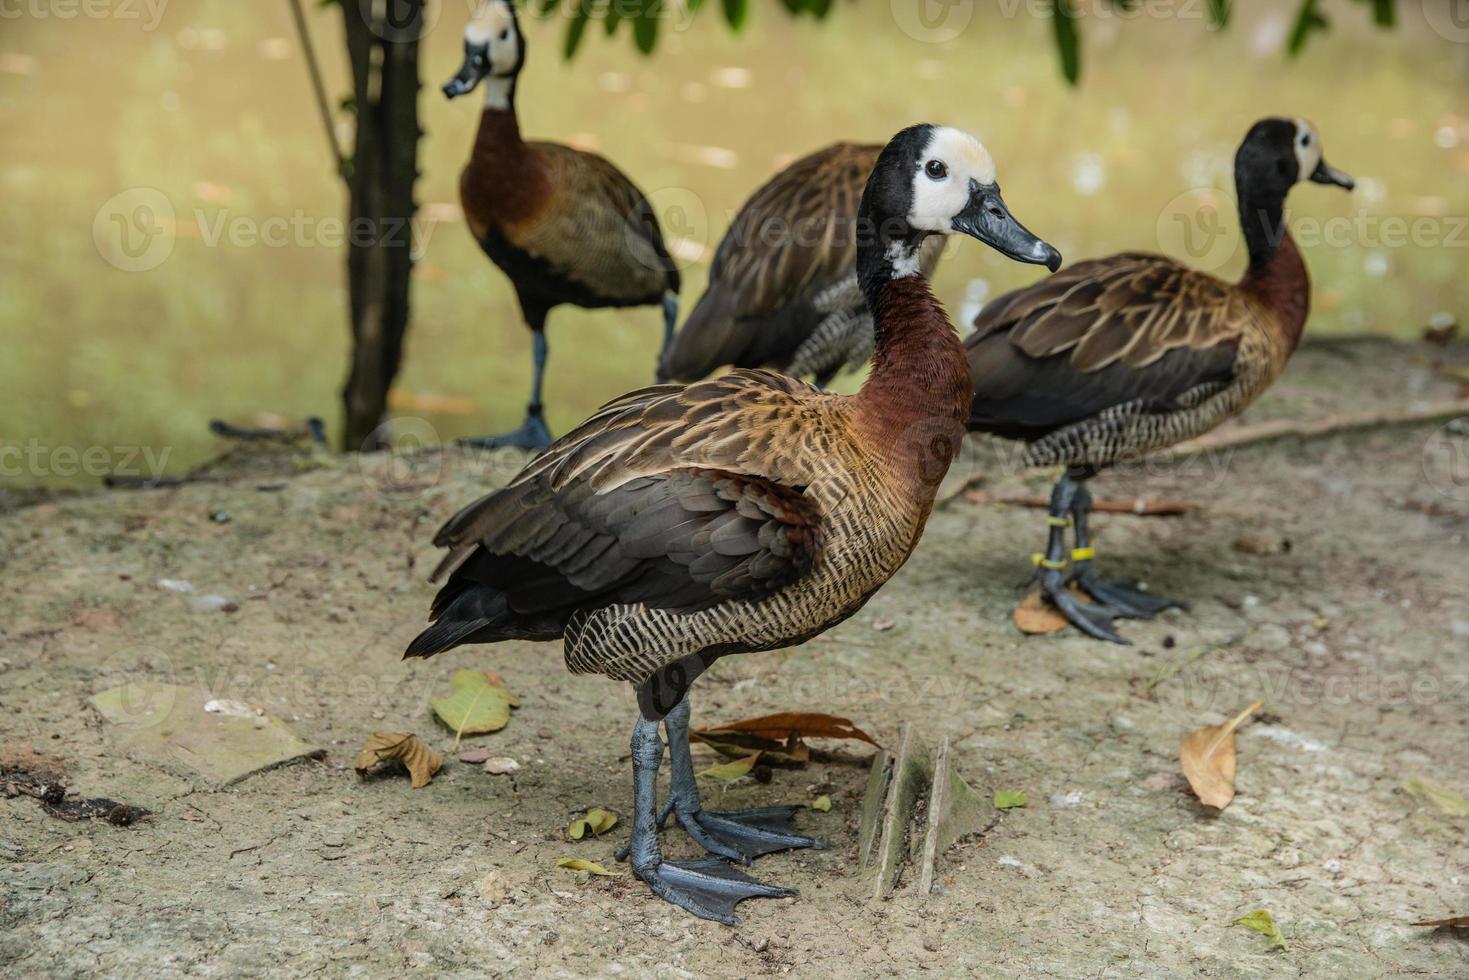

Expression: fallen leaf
xmin=568 ymin=807 xmax=618 ymax=840
xmin=429 ymin=669 xmax=520 ymax=751
xmin=698 ymin=752 xmax=760 ymax=782
xmin=811 ymin=795 xmax=832 ymax=812
xmin=1232 ymin=909 xmax=1286 ymax=950
xmin=353 ymin=732 xmax=443 ymax=789
xmin=1412 ymin=915 xmax=1469 ymax=928
xmin=695 ymin=712 xmax=878 ymax=747
xmin=994 ymin=789 xmax=1027 ymax=809
xmin=1180 ymin=700 xmax=1263 ymax=809
xmin=482 ymin=757 xmax=520 ymax=775
xmin=556 ymin=858 xmax=620 ymax=876
xmin=1013 ymin=589 xmax=1069 ymax=635
xmin=1402 ymin=777 xmax=1469 ymax=817
xmin=1232 ymin=533 xmax=1284 ymax=556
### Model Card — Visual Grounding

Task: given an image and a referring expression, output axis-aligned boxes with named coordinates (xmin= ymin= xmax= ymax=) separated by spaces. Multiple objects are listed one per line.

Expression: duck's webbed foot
xmin=1070 ymin=563 xmax=1185 ymax=620
xmin=457 ymin=404 xmax=553 ymax=451
xmin=625 ymin=713 xmax=794 ymax=925
xmin=1037 ymin=563 xmax=1127 ymax=645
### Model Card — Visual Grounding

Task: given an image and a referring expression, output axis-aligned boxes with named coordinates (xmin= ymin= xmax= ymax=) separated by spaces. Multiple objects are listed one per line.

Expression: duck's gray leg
xmin=1066 ymin=477 xmax=1187 ymax=620
xmin=625 ymin=712 xmax=793 ymax=925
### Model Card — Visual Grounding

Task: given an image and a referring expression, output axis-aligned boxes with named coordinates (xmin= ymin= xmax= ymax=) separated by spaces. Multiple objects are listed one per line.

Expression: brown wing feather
xmin=967 ymin=253 xmax=1245 ymax=439
xmin=512 ymin=142 xmax=677 ymax=300
xmin=407 ymin=372 xmax=834 ymax=657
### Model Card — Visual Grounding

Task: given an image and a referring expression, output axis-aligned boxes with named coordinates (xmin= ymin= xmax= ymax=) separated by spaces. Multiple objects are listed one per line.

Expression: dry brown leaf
xmin=690 ymin=730 xmax=811 ymax=765
xmin=354 ymin=732 xmax=443 ymax=789
xmin=1412 ymin=915 xmax=1469 ymax=928
xmin=1013 ymin=588 xmax=1070 ymax=635
xmin=1180 ymin=700 xmax=1263 ymax=809
xmin=695 ymin=712 xmax=878 ymax=747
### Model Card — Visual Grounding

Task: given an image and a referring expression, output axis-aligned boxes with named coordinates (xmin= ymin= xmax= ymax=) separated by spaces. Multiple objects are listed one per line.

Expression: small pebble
xmin=158 ymin=578 xmax=195 ymax=593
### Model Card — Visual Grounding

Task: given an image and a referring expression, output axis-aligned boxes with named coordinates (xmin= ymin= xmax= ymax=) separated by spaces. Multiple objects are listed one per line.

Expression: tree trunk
xmin=339 ymin=0 xmax=422 ymax=452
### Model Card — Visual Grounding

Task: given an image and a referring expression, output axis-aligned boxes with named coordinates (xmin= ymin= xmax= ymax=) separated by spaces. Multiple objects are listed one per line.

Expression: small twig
xmin=1161 ymin=399 xmax=1469 ymax=460
xmin=969 ymin=492 xmax=1198 ymax=516
xmin=287 ymin=0 xmax=346 ymax=179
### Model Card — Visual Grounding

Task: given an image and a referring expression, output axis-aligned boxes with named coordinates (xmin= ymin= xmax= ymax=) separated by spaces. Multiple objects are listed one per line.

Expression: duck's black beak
xmin=953 ymin=180 xmax=1062 ymax=272
xmin=443 ymin=43 xmax=489 ymax=99
xmin=1309 ymin=159 xmax=1355 ymax=191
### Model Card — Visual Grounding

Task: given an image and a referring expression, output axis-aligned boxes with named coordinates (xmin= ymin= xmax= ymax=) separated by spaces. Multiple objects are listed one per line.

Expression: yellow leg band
xmin=1031 ymin=554 xmax=1068 ymax=570
xmin=1045 ymin=515 xmax=1072 ymax=528
xmin=1070 ymin=547 xmax=1096 ymax=562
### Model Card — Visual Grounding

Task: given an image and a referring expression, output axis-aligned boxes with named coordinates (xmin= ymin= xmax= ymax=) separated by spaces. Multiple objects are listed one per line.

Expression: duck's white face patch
xmin=1291 ymin=117 xmax=1322 ymax=183
xmin=907 ymin=126 xmax=997 ymax=234
xmin=466 ymin=1 xmax=521 ymax=75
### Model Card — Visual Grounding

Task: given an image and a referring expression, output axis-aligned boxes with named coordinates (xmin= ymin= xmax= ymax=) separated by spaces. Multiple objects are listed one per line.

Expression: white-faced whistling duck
xmin=443 ymin=1 xmax=680 ymax=450
xmin=658 ymin=142 xmax=945 ymax=387
xmin=966 ymin=117 xmax=1354 ymax=643
xmin=406 ymin=124 xmax=1060 ymax=923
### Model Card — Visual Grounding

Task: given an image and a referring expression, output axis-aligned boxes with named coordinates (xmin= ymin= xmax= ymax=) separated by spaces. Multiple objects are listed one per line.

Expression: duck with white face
xmin=407 ymin=121 xmax=1060 ymax=925
xmin=441 ymin=0 xmax=682 ymax=452
xmin=966 ymin=116 xmax=1354 ymax=642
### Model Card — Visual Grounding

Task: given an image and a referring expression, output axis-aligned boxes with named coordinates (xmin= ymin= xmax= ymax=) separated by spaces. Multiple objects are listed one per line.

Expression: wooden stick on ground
xmin=1160 ymin=400 xmax=1469 ymax=461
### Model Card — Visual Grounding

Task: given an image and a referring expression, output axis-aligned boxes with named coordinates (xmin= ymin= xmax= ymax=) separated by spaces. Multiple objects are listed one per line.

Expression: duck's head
xmin=444 ymin=0 xmax=524 ymax=107
xmin=1237 ymin=117 xmax=1354 ymax=196
xmin=858 ymin=124 xmax=1061 ymax=286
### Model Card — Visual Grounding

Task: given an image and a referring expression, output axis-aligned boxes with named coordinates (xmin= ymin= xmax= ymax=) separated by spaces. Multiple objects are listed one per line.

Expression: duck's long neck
xmin=853 ymin=234 xmax=972 ymax=477
xmin=469 ymin=78 xmax=524 ymax=166
xmin=1237 ymin=180 xmax=1311 ymax=351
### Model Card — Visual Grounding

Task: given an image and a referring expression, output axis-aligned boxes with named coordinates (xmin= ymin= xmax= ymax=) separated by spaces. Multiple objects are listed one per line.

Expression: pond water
xmin=2 ymin=0 xmax=1466 ymax=485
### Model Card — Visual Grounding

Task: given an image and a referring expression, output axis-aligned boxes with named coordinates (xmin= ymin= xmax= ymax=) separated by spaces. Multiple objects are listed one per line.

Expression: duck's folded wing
xmin=409 ymin=373 xmax=828 ymax=655
xmin=660 ymin=143 xmax=879 ymax=378
xmin=967 ymin=253 xmax=1245 ymax=433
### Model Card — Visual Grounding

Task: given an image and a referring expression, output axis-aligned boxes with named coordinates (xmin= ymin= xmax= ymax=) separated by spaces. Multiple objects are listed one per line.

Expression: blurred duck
xmin=658 ymin=143 xmax=944 ymax=386
xmin=407 ymin=124 xmax=1060 ymax=923
xmin=444 ymin=0 xmax=680 ymax=450
xmin=966 ymin=117 xmax=1354 ymax=642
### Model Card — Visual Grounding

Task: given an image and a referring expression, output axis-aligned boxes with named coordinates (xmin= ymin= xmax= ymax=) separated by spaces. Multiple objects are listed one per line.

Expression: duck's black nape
xmin=1234 ymin=118 xmax=1302 ymax=273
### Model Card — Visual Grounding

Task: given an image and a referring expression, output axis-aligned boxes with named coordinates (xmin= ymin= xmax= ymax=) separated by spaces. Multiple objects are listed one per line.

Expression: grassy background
xmin=2 ymin=0 xmax=1466 ymax=485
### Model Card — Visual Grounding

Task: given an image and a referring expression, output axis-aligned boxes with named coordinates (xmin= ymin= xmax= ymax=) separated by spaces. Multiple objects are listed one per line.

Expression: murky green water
xmin=3 ymin=0 xmax=1466 ymax=485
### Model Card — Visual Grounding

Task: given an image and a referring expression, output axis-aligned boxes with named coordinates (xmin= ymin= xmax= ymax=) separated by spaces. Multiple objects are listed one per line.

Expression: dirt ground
xmin=3 ymin=336 xmax=1468 ymax=978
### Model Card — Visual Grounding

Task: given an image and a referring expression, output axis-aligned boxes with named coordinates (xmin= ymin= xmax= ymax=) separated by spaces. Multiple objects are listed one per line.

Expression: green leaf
xmin=698 ymin=751 xmax=760 ymax=781
xmin=429 ymin=669 xmax=518 ymax=751
xmin=1232 ymin=909 xmax=1287 ymax=950
xmin=1367 ymin=0 xmax=1394 ymax=28
xmin=1403 ymin=777 xmax=1469 ymax=817
xmin=556 ymin=857 xmax=621 ymax=876
xmin=994 ymin=789 xmax=1027 ymax=809
xmin=722 ymin=0 xmax=748 ymax=31
xmin=1050 ymin=0 xmax=1081 ymax=86
xmin=1286 ymin=0 xmax=1328 ymax=57
xmin=568 ymin=807 xmax=619 ymax=840
xmin=1207 ymin=0 xmax=1230 ymax=28
xmin=811 ymin=794 xmax=832 ymax=812
xmin=633 ymin=7 xmax=659 ymax=54
xmin=564 ymin=0 xmax=592 ymax=59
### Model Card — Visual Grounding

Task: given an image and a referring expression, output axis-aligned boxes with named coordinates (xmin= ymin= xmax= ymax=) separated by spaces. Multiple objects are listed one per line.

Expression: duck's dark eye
xmin=924 ymin=159 xmax=947 ymax=180
xmin=500 ymin=28 xmax=510 ymax=41
xmin=1300 ymin=132 xmax=1311 ymax=147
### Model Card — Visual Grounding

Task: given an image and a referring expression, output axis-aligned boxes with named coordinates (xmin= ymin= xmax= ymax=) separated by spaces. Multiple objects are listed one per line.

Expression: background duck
xmin=443 ymin=0 xmax=680 ymax=450
xmin=966 ymin=116 xmax=1354 ymax=642
xmin=657 ymin=142 xmax=944 ymax=386
xmin=406 ymin=123 xmax=1060 ymax=924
